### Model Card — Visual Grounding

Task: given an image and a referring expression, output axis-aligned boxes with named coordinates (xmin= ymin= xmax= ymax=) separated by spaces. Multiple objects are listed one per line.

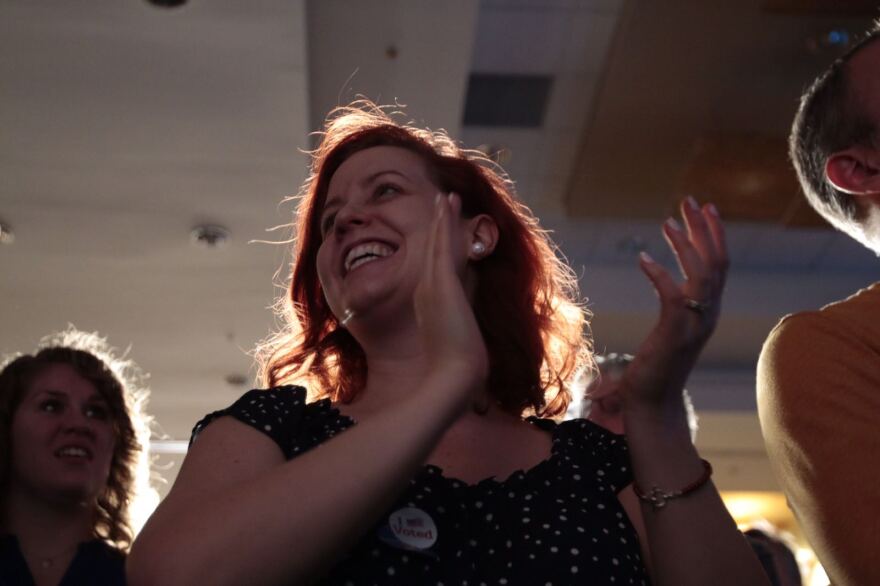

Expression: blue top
xmin=0 ymin=534 xmax=125 ymax=586
xmin=192 ymin=385 xmax=650 ymax=586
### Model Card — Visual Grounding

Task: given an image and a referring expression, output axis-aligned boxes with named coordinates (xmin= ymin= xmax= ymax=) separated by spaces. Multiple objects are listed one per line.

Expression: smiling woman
xmin=259 ymin=105 xmax=588 ymax=412
xmin=0 ymin=328 xmax=153 ymax=586
xmin=128 ymin=101 xmax=771 ymax=586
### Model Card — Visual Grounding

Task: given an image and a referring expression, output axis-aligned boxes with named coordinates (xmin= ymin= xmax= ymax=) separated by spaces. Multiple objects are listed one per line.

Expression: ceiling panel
xmin=471 ymin=6 xmax=570 ymax=73
xmin=679 ymin=134 xmax=823 ymax=226
xmin=560 ymin=7 xmax=619 ymax=73
xmin=1 ymin=0 xmax=310 ymax=439
xmin=464 ymin=0 xmax=623 ymax=212
xmin=306 ymin=0 xmax=478 ymax=138
xmin=566 ymin=0 xmax=876 ymax=221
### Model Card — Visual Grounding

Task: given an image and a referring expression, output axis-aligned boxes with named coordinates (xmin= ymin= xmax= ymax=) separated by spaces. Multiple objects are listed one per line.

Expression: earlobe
xmin=468 ymin=214 xmax=499 ymax=260
xmin=826 ymin=147 xmax=880 ymax=195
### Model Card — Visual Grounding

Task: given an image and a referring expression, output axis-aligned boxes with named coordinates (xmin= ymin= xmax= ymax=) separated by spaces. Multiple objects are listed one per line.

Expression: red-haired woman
xmin=130 ymin=103 xmax=769 ymax=586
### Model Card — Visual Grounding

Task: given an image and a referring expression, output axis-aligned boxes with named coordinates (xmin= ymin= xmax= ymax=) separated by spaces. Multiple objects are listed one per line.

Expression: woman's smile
xmin=343 ymin=240 xmax=398 ymax=275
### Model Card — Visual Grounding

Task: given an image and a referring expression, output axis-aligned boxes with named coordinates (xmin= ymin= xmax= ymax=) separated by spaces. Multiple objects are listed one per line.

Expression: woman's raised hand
xmin=621 ymin=197 xmax=729 ymax=413
xmin=413 ymin=193 xmax=490 ymax=406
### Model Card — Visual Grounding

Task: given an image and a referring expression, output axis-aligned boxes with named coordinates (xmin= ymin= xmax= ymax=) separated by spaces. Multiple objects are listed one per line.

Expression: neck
xmin=345 ymin=315 xmax=432 ymax=412
xmin=2 ymin=482 xmax=94 ymax=554
xmin=860 ymin=200 xmax=880 ymax=255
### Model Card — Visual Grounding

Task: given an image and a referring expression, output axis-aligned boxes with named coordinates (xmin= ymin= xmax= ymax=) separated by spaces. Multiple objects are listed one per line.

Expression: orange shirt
xmin=757 ymin=283 xmax=880 ymax=586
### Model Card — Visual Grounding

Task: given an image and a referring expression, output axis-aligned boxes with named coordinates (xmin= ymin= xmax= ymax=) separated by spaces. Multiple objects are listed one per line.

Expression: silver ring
xmin=684 ymin=298 xmax=709 ymax=315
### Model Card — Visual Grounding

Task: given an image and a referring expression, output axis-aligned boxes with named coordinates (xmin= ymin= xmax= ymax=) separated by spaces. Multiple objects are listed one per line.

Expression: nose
xmin=332 ymin=202 xmax=371 ymax=236
xmin=61 ymin=409 xmax=97 ymax=437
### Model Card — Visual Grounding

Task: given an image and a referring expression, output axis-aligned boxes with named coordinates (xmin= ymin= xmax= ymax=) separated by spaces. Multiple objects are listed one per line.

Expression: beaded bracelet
xmin=632 ymin=459 xmax=713 ymax=510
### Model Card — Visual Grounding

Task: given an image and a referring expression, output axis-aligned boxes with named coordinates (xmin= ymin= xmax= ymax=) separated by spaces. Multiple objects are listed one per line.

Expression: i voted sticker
xmin=387 ymin=507 xmax=438 ymax=550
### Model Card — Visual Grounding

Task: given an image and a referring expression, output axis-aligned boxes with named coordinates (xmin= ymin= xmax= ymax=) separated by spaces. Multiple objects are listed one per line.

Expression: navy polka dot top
xmin=192 ymin=386 xmax=651 ymax=585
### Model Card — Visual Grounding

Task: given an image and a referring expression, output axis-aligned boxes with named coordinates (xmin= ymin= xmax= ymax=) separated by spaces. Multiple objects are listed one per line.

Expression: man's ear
xmin=466 ymin=214 xmax=499 ymax=260
xmin=826 ymin=145 xmax=880 ymax=195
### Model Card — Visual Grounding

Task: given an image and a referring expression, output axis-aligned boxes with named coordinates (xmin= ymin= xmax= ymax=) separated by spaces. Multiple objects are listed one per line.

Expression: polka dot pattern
xmin=192 ymin=387 xmax=650 ymax=585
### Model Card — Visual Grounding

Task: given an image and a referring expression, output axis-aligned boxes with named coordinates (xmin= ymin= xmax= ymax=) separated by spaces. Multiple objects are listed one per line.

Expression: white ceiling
xmin=1 ymin=0 xmax=310 ymax=438
xmin=1 ymin=0 xmax=877 ymax=498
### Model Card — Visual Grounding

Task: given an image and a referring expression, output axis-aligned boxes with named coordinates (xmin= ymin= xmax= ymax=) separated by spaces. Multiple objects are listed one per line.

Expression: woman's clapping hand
xmin=621 ymin=197 xmax=729 ymax=413
xmin=413 ymin=192 xmax=490 ymax=408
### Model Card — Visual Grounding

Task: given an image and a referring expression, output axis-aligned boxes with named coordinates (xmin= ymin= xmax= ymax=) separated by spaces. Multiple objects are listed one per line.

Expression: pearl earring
xmin=472 ymin=242 xmax=486 ymax=255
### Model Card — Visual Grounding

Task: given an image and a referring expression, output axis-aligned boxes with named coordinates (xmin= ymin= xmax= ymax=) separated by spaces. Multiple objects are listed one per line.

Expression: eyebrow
xmin=322 ymin=170 xmax=411 ymax=217
xmin=35 ymin=389 xmax=107 ymax=404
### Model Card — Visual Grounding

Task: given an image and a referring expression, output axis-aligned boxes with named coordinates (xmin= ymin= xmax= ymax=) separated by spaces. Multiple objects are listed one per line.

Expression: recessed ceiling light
xmin=145 ymin=0 xmax=188 ymax=8
xmin=0 ymin=221 xmax=14 ymax=245
xmin=224 ymin=373 xmax=248 ymax=387
xmin=190 ymin=224 xmax=230 ymax=249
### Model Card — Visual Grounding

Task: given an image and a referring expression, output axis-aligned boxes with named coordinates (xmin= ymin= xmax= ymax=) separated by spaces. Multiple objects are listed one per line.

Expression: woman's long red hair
xmin=257 ymin=102 xmax=591 ymax=417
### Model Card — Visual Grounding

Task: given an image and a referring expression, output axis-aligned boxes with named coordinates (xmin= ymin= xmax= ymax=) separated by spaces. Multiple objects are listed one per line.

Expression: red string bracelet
xmin=632 ymin=459 xmax=713 ymax=510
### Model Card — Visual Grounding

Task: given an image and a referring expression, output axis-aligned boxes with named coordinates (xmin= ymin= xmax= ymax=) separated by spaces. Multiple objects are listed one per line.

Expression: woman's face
xmin=9 ymin=363 xmax=116 ymax=504
xmin=316 ymin=145 xmax=469 ymax=324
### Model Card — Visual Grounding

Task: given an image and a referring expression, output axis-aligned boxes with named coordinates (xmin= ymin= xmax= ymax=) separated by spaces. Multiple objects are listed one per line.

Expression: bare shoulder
xmin=163 ymin=416 xmax=285 ymax=509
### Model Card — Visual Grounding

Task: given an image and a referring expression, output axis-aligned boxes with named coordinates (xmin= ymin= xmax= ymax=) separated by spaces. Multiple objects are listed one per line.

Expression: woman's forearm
xmin=128 ymin=373 xmax=469 ymax=586
xmin=623 ymin=404 xmax=770 ymax=586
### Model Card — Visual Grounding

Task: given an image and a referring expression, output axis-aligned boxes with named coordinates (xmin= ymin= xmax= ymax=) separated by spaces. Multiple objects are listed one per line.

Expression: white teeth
xmin=349 ymin=256 xmax=378 ymax=271
xmin=57 ymin=446 xmax=89 ymax=458
xmin=344 ymin=242 xmax=394 ymax=273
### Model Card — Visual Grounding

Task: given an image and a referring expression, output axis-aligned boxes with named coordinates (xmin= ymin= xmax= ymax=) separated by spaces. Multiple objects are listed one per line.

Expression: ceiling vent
xmin=463 ymin=74 xmax=553 ymax=128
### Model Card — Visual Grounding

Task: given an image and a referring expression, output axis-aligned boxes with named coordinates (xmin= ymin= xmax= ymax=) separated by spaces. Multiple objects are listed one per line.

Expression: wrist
xmin=417 ymin=367 xmax=483 ymax=416
xmin=633 ymin=458 xmax=714 ymax=510
xmin=427 ymin=358 xmax=486 ymax=392
xmin=624 ymin=394 xmax=690 ymax=429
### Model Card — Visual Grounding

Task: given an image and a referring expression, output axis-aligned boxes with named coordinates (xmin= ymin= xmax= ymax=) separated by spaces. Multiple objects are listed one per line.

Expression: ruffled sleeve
xmin=553 ymin=418 xmax=633 ymax=493
xmin=190 ymin=386 xmax=312 ymax=459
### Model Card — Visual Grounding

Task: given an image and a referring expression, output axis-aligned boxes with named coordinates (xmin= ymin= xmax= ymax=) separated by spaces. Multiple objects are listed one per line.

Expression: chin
xmin=349 ymin=293 xmax=415 ymax=329
xmin=49 ymin=475 xmax=106 ymax=505
xmin=343 ymin=276 xmax=410 ymax=316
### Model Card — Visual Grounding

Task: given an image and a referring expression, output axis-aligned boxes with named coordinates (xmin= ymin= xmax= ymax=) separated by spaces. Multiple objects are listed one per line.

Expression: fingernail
xmin=639 ymin=251 xmax=655 ymax=264
xmin=434 ymin=192 xmax=443 ymax=206
xmin=665 ymin=217 xmax=681 ymax=232
xmin=686 ymin=196 xmax=700 ymax=210
xmin=707 ymin=203 xmax=720 ymax=216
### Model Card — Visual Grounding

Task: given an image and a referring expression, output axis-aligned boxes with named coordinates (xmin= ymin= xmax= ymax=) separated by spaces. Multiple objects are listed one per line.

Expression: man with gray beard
xmin=757 ymin=23 xmax=880 ymax=586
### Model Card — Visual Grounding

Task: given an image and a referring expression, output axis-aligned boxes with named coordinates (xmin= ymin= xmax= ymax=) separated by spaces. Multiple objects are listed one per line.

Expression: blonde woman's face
xmin=10 ymin=363 xmax=115 ymax=504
